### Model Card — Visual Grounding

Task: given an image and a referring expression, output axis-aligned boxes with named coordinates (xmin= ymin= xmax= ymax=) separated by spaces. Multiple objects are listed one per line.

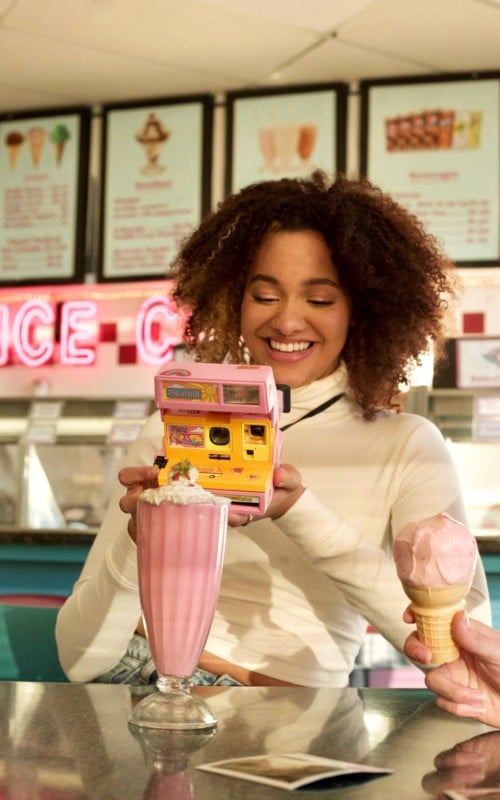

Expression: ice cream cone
xmin=30 ymin=141 xmax=43 ymax=167
xmin=7 ymin=143 xmax=22 ymax=169
xmin=28 ymin=127 xmax=47 ymax=168
xmin=50 ymin=124 xmax=70 ymax=165
xmin=54 ymin=141 xmax=66 ymax=165
xmin=5 ymin=130 xmax=25 ymax=169
xmin=403 ymin=581 xmax=471 ymax=664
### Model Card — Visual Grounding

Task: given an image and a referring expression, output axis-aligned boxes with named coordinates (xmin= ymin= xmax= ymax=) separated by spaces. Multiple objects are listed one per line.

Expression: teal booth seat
xmin=0 ymin=603 xmax=68 ymax=682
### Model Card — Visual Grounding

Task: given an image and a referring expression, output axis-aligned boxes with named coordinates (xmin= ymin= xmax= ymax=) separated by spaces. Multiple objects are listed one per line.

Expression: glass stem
xmin=156 ymin=675 xmax=192 ymax=694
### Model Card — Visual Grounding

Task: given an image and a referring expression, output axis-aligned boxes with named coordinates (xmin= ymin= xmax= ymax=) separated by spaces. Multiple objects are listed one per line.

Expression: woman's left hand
xmin=228 ymin=463 xmax=305 ymax=527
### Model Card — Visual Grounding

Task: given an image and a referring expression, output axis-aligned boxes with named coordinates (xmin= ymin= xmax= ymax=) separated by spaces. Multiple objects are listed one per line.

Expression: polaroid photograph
xmin=197 ymin=752 xmax=392 ymax=791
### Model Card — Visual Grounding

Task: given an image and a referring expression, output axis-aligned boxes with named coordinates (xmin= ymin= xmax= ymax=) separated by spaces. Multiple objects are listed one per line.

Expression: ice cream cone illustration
xmin=393 ymin=513 xmax=478 ymax=665
xmin=5 ymin=131 xmax=24 ymax=169
xmin=402 ymin=581 xmax=471 ymax=664
xmin=27 ymin=126 xmax=47 ymax=168
xmin=136 ymin=113 xmax=170 ymax=174
xmin=50 ymin=124 xmax=71 ymax=165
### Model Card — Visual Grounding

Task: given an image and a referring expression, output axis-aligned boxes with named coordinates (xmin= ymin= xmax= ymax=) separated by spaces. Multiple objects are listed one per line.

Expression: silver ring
xmin=241 ymin=514 xmax=254 ymax=526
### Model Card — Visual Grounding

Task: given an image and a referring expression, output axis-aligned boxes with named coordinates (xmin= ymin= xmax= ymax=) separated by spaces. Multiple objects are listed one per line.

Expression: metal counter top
xmin=0 ymin=682 xmax=495 ymax=799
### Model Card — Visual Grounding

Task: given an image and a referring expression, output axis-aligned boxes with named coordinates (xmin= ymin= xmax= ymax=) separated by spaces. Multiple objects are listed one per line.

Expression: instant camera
xmin=154 ymin=362 xmax=290 ymax=514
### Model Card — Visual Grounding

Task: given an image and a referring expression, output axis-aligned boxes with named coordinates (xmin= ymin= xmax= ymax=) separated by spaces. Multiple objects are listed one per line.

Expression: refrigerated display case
xmin=0 ymin=397 xmax=154 ymax=534
xmin=404 ymin=386 xmax=500 ymax=632
xmin=0 ymin=397 xmax=154 ymax=597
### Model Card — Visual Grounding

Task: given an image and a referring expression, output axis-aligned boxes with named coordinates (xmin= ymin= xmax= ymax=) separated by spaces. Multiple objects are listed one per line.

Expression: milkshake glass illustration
xmin=273 ymin=123 xmax=300 ymax=170
xmin=297 ymin=124 xmax=317 ymax=164
xmin=129 ymin=461 xmax=229 ymax=730
xmin=136 ymin=113 xmax=170 ymax=174
xmin=258 ymin=126 xmax=276 ymax=171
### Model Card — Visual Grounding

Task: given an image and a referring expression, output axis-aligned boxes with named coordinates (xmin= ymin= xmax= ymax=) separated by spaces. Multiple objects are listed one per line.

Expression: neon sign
xmin=59 ymin=301 xmax=98 ymax=365
xmin=0 ymin=293 xmax=182 ymax=368
xmin=11 ymin=299 xmax=56 ymax=368
xmin=135 ymin=296 xmax=179 ymax=365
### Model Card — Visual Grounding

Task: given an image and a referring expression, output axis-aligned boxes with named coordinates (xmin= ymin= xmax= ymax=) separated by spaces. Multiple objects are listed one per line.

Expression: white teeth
xmin=270 ymin=339 xmax=310 ymax=353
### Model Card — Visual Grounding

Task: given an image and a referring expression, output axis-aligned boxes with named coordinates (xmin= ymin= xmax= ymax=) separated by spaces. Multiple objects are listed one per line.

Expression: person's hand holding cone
xmin=393 ymin=513 xmax=478 ymax=664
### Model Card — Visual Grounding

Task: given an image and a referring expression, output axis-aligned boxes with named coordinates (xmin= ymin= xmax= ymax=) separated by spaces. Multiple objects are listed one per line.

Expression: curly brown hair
xmin=172 ymin=171 xmax=457 ymax=419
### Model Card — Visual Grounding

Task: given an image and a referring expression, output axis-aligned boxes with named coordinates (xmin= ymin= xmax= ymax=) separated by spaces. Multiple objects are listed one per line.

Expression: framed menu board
xmin=225 ymin=82 xmax=348 ymax=195
xmin=99 ymin=95 xmax=213 ymax=282
xmin=0 ymin=106 xmax=90 ymax=285
xmin=360 ymin=72 xmax=500 ymax=265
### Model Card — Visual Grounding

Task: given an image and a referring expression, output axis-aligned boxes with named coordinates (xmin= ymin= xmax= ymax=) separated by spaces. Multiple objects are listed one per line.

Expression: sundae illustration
xmin=50 ymin=124 xmax=71 ymax=165
xmin=136 ymin=113 xmax=170 ymax=174
xmin=5 ymin=130 xmax=25 ymax=169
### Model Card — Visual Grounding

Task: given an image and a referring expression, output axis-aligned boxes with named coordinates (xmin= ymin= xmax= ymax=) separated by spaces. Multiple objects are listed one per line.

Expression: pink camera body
xmin=154 ymin=362 xmax=289 ymax=514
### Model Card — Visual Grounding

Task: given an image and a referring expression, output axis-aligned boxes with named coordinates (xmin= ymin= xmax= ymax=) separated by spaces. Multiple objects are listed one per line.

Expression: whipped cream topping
xmin=140 ymin=459 xmax=230 ymax=506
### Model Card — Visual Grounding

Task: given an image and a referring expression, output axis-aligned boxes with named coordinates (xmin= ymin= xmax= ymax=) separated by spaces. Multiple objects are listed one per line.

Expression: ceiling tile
xmin=0 ymin=0 xmax=497 ymax=111
xmin=338 ymin=0 xmax=500 ymax=72
xmin=4 ymin=0 xmax=316 ymax=81
xmin=197 ymin=0 xmax=378 ymax=32
xmin=258 ymin=37 xmax=432 ymax=87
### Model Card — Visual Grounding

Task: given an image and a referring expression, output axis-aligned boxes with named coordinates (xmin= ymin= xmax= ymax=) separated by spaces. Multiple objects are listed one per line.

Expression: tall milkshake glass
xmin=129 ymin=461 xmax=229 ymax=730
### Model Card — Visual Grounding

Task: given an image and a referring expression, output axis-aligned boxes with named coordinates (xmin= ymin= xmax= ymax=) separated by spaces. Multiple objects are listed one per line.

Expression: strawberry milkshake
xmin=130 ymin=460 xmax=229 ymax=729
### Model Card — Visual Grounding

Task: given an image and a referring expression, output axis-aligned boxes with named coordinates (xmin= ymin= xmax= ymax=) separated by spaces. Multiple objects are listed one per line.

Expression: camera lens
xmin=249 ymin=425 xmax=265 ymax=437
xmin=209 ymin=427 xmax=230 ymax=446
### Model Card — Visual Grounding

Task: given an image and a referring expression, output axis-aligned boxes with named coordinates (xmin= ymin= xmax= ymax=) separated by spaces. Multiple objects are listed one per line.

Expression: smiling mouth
xmin=269 ymin=339 xmax=312 ymax=353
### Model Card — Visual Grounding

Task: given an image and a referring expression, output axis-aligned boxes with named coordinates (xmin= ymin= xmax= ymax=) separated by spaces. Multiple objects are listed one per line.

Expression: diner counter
xmin=0 ymin=682 xmax=496 ymax=799
xmin=1 ymin=526 xmax=500 ymax=553
xmin=0 ymin=526 xmax=96 ymax=545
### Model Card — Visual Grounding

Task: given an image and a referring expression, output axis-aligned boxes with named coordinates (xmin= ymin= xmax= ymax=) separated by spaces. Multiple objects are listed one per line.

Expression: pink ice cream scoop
xmin=393 ymin=513 xmax=478 ymax=665
xmin=393 ymin=512 xmax=477 ymax=588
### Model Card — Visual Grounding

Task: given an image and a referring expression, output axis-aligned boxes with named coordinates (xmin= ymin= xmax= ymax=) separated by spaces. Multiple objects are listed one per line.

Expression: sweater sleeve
xmin=274 ymin=418 xmax=491 ymax=655
xmin=55 ymin=413 xmax=161 ymax=682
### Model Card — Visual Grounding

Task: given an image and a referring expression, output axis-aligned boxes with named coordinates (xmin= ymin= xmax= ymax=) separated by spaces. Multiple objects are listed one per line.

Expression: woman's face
xmin=240 ymin=230 xmax=351 ymax=389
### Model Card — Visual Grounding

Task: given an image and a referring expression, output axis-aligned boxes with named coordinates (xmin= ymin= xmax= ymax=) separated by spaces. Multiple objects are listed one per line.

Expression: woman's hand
xmin=421 ymin=731 xmax=500 ymax=796
xmin=228 ymin=463 xmax=305 ymax=528
xmin=118 ymin=465 xmax=159 ymax=542
xmin=404 ymin=609 xmax=500 ymax=728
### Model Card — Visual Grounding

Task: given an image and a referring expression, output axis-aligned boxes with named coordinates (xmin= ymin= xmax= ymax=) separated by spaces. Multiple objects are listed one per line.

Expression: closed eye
xmin=252 ymin=294 xmax=279 ymax=304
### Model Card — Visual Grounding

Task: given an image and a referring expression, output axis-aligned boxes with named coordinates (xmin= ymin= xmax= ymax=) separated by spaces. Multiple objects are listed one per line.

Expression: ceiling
xmin=0 ymin=0 xmax=499 ymax=113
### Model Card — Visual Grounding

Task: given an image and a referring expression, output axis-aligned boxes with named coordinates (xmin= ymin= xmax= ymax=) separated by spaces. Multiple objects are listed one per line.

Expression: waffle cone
xmin=29 ymin=139 xmax=45 ymax=167
xmin=403 ymin=581 xmax=471 ymax=665
xmin=7 ymin=143 xmax=21 ymax=169
xmin=54 ymin=141 xmax=66 ymax=164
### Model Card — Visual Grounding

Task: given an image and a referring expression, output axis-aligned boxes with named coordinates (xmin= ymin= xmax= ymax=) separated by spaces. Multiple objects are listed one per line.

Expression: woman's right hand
xmin=118 ymin=465 xmax=159 ymax=542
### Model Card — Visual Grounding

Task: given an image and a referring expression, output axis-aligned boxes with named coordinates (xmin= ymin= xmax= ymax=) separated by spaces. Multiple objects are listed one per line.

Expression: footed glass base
xmin=129 ymin=677 xmax=218 ymax=730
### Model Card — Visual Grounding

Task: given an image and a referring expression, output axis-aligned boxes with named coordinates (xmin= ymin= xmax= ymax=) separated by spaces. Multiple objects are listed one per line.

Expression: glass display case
xmin=404 ymin=386 xmax=500 ymax=539
xmin=0 ymin=397 xmax=154 ymax=537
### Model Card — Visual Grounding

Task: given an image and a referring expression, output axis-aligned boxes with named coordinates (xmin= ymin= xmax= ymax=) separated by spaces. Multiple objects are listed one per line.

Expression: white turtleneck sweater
xmin=56 ymin=365 xmax=491 ymax=686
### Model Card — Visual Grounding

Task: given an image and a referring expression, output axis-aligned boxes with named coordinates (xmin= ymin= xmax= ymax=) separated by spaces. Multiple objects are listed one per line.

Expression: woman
xmin=56 ymin=172 xmax=490 ymax=687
